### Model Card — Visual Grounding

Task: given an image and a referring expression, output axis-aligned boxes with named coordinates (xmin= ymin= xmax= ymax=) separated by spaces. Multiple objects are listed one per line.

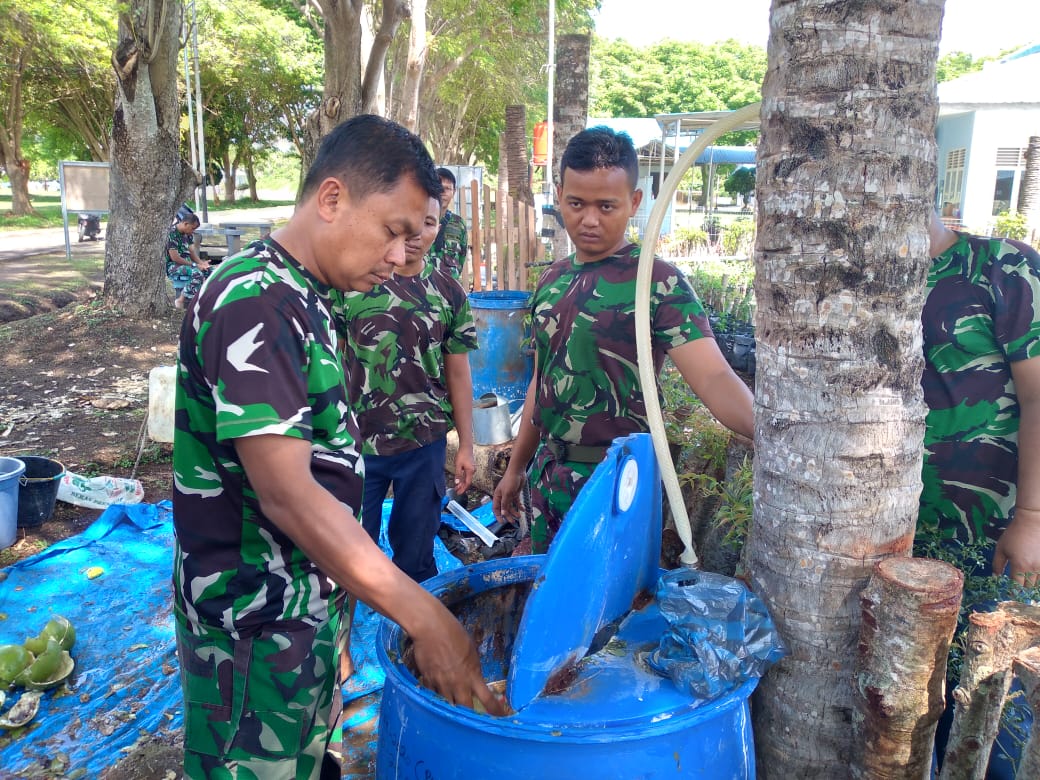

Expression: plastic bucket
xmin=16 ymin=456 xmax=66 ymax=528
xmin=376 ymin=557 xmax=757 ymax=779
xmin=0 ymin=457 xmax=26 ymax=549
xmin=468 ymin=291 xmax=533 ymax=413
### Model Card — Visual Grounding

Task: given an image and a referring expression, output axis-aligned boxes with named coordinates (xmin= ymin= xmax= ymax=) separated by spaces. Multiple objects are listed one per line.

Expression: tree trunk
xmin=550 ymin=33 xmax=590 ymax=261
xmin=853 ymin=557 xmax=963 ymax=779
xmin=505 ymin=105 xmax=533 ymax=206
xmin=940 ymin=602 xmax=1040 ymax=779
xmin=1013 ymin=647 xmax=1040 ymax=779
xmin=1018 ymin=135 xmax=1040 ymax=245
xmin=398 ymin=0 xmax=427 ymax=132
xmin=748 ymin=2 xmax=944 ymax=776
xmin=303 ymin=1 xmax=365 ymax=174
xmin=0 ymin=49 xmax=35 ymax=217
xmin=105 ymin=0 xmax=196 ymax=315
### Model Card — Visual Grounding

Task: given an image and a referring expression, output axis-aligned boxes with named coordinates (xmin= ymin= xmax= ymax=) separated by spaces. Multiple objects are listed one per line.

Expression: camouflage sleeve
xmin=991 ymin=239 xmax=1040 ymax=363
xmin=651 ymin=260 xmax=712 ymax=351
xmin=197 ymin=295 xmax=315 ymax=443
xmin=441 ymin=277 xmax=478 ymax=354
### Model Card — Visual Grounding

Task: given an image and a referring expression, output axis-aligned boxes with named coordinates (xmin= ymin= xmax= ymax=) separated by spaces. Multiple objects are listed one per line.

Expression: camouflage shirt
xmin=165 ymin=228 xmax=194 ymax=282
xmin=530 ymin=243 xmax=713 ymax=445
xmin=173 ymin=238 xmax=362 ymax=635
xmin=336 ymin=263 xmax=477 ymax=456
xmin=429 ymin=210 xmax=467 ymax=279
xmin=919 ymin=232 xmax=1040 ymax=543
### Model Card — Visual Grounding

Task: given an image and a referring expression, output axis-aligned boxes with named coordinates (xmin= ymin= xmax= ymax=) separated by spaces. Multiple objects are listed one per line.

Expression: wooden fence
xmin=458 ymin=180 xmax=544 ymax=292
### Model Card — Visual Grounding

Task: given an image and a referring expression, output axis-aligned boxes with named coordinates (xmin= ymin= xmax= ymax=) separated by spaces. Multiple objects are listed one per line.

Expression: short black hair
xmin=436 ymin=167 xmax=457 ymax=188
xmin=560 ymin=126 xmax=639 ymax=190
xmin=179 ymin=213 xmax=200 ymax=228
xmin=301 ymin=115 xmax=442 ymax=202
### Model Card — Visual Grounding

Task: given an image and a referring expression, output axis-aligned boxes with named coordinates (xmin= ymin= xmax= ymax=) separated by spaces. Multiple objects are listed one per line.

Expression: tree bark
xmin=105 ymin=0 xmax=196 ymax=315
xmin=748 ymin=1 xmax=944 ymax=776
xmin=398 ymin=0 xmax=427 ymax=132
xmin=853 ymin=557 xmax=963 ymax=779
xmin=0 ymin=49 xmax=35 ymax=217
xmin=550 ymin=33 xmax=590 ymax=261
xmin=940 ymin=602 xmax=1040 ymax=779
xmin=505 ymin=105 xmax=533 ymax=206
xmin=1018 ymin=135 xmax=1040 ymax=244
xmin=1013 ymin=646 xmax=1040 ymax=779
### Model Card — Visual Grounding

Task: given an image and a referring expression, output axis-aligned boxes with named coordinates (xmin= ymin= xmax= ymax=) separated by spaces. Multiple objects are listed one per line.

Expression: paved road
xmin=0 ymin=204 xmax=294 ymax=262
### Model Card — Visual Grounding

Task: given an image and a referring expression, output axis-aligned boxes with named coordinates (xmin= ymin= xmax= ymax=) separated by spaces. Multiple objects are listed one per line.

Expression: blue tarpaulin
xmin=0 ymin=500 xmax=461 ymax=777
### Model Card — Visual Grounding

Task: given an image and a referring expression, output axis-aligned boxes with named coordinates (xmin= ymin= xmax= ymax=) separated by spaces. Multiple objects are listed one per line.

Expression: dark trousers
xmin=361 ymin=439 xmax=446 ymax=583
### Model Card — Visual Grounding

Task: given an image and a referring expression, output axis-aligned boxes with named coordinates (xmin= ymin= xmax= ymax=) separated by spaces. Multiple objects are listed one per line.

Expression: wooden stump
xmin=1012 ymin=646 xmax=1040 ymax=778
xmin=853 ymin=556 xmax=963 ymax=779
xmin=940 ymin=601 xmax=1040 ymax=780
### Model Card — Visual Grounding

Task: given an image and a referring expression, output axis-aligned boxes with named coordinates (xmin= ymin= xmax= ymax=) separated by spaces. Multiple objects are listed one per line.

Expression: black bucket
xmin=16 ymin=456 xmax=65 ymax=527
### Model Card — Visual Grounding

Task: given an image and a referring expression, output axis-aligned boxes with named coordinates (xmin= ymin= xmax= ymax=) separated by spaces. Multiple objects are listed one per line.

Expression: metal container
xmin=472 ymin=392 xmax=513 ymax=445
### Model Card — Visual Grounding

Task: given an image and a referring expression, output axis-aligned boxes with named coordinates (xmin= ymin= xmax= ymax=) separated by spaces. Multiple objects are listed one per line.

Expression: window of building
xmin=991 ymin=147 xmax=1027 ymax=216
xmin=941 ymin=148 xmax=966 ymax=212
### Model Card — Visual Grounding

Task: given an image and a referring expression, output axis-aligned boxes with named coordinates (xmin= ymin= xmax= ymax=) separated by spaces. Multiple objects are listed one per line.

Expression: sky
xmin=593 ymin=0 xmax=1040 ymax=58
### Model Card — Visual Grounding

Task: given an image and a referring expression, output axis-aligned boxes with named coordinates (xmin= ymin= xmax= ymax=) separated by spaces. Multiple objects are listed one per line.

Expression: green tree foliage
xmin=724 ymin=166 xmax=755 ymax=198
xmin=590 ymin=37 xmax=767 ymax=118
xmin=193 ymin=0 xmax=323 ymax=198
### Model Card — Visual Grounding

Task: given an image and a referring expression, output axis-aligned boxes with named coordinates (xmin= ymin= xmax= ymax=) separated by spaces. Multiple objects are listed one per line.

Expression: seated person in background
xmin=164 ymin=213 xmax=209 ymax=309
xmin=337 ymin=194 xmax=477 ymax=582
xmin=429 ymin=167 xmax=468 ymax=279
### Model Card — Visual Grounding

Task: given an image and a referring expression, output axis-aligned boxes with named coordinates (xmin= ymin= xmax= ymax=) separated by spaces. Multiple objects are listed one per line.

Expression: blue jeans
xmin=361 ymin=439 xmax=447 ymax=583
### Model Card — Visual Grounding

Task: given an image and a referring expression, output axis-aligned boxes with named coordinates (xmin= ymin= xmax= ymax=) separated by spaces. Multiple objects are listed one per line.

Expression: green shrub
xmin=994 ymin=210 xmax=1028 ymax=240
xmin=720 ymin=218 xmax=756 ymax=257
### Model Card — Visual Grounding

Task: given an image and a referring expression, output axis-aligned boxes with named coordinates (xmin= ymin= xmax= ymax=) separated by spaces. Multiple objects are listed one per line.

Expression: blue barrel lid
xmin=468 ymin=290 xmax=531 ymax=309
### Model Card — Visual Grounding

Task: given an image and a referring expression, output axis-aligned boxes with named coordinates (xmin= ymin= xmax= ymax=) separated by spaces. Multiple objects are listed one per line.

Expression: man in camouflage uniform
xmin=164 ymin=212 xmax=209 ymax=309
xmin=921 ymin=213 xmax=1040 ymax=780
xmin=429 ymin=167 xmax=468 ymax=279
xmin=492 ymin=127 xmax=754 ymax=553
xmin=173 ymin=115 xmax=504 ymax=779
xmin=338 ymin=195 xmax=478 ymax=582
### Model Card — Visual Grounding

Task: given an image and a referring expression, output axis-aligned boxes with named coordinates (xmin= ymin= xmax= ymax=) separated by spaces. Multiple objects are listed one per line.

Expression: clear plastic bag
xmin=646 ymin=568 xmax=786 ymax=702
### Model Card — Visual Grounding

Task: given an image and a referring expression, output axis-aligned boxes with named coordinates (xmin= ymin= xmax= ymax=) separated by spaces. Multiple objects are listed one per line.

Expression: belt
xmin=542 ymin=438 xmax=609 ymax=464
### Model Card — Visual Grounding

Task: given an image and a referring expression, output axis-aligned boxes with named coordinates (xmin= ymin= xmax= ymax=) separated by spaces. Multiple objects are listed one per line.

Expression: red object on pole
xmin=533 ymin=121 xmax=549 ymax=166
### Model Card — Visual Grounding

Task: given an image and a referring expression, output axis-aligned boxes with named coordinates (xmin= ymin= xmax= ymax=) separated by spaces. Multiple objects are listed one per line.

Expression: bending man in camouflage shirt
xmin=493 ymin=126 xmax=754 ymax=553
xmin=338 ymin=194 xmax=477 ymax=582
xmin=172 ymin=115 xmax=504 ymax=779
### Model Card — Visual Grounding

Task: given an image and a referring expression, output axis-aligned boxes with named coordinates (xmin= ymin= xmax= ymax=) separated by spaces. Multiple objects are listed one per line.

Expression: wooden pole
xmin=940 ymin=602 xmax=1040 ymax=779
xmin=470 ymin=179 xmax=482 ymax=291
xmin=1013 ymin=647 xmax=1040 ymax=779
xmin=852 ymin=557 xmax=963 ymax=779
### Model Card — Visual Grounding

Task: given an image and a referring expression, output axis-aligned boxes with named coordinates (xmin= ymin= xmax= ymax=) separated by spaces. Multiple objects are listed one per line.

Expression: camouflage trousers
xmin=175 ymin=608 xmax=346 ymax=779
xmin=528 ymin=447 xmax=595 ymax=554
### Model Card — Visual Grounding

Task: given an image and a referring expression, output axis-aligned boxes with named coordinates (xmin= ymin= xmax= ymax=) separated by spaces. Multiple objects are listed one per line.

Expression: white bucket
xmin=147 ymin=366 xmax=177 ymax=443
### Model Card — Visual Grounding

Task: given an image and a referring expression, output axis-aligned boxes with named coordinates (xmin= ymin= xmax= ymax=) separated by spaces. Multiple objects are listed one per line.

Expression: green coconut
xmin=40 ymin=615 xmax=76 ymax=652
xmin=0 ymin=645 xmax=33 ymax=688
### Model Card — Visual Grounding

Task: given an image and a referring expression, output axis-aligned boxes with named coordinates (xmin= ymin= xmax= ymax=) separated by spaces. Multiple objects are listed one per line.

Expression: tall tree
xmin=299 ymin=0 xmax=408 ymax=170
xmin=105 ymin=0 xmax=195 ymax=314
xmin=747 ymin=1 xmax=943 ymax=775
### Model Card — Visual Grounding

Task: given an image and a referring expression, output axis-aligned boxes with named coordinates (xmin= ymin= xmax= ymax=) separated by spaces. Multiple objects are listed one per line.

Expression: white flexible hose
xmin=635 ymin=102 xmax=761 ymax=568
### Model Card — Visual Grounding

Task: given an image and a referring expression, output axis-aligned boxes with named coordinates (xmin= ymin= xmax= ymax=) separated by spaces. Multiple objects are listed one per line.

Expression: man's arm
xmin=493 ymin=372 xmax=541 ymax=523
xmin=668 ymin=338 xmax=754 ymax=441
xmin=993 ymin=355 xmax=1040 ymax=587
xmin=234 ymin=433 xmax=505 ymax=714
xmin=444 ymin=351 xmax=475 ymax=494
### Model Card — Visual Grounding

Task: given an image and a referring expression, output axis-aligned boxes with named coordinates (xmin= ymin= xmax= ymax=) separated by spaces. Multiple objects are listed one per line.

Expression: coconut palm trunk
xmin=747 ymin=1 xmax=945 ymax=775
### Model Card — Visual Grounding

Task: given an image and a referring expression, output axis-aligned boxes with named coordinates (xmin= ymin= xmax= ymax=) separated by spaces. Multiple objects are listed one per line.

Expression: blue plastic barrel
xmin=376 ymin=556 xmax=757 ymax=779
xmin=468 ymin=291 xmax=533 ymax=412
xmin=0 ymin=457 xmax=26 ymax=550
